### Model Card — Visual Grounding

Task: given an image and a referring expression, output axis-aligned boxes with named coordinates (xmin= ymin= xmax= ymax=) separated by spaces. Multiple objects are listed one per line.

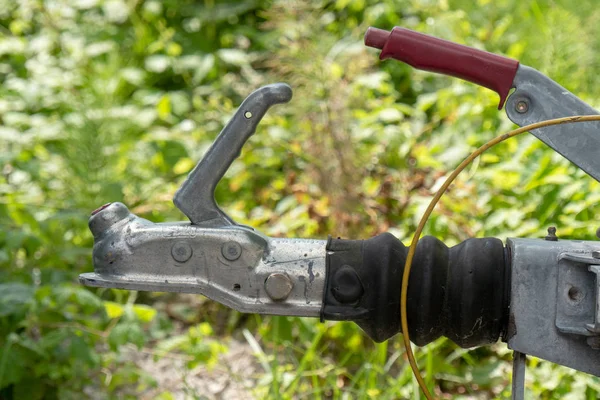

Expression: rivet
xmin=264 ymin=273 xmax=293 ymax=301
xmin=171 ymin=242 xmax=192 ymax=263
xmin=221 ymin=241 xmax=242 ymax=261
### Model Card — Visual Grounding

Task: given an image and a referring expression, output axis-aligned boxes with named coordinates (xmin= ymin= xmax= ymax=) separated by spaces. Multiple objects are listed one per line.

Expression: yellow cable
xmin=400 ymin=115 xmax=600 ymax=399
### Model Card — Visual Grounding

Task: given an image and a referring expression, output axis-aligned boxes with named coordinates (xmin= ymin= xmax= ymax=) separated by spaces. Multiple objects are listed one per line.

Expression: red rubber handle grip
xmin=365 ymin=27 xmax=519 ymax=109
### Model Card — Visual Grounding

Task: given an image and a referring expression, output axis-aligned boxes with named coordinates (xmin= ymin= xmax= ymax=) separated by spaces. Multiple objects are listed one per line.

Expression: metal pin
xmin=515 ymin=100 xmax=529 ymax=114
xmin=511 ymin=351 xmax=526 ymax=400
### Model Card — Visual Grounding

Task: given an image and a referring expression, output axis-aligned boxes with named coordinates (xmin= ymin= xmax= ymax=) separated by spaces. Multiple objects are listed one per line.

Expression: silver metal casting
xmin=80 ymin=84 xmax=327 ymax=318
xmin=507 ymin=237 xmax=600 ymax=376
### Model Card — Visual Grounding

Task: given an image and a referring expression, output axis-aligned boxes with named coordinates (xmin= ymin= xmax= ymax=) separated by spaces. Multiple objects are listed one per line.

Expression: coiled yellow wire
xmin=400 ymin=115 xmax=600 ymax=399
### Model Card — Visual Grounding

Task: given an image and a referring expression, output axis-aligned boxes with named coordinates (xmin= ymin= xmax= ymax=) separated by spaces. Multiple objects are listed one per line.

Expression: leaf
xmin=192 ymin=54 xmax=215 ymax=84
xmin=104 ymin=301 xmax=124 ymax=319
xmin=0 ymin=283 xmax=34 ymax=318
xmin=132 ymin=304 xmax=157 ymax=323
xmin=156 ymin=95 xmax=171 ymax=120
xmin=13 ymin=378 xmax=47 ymax=400
xmin=68 ymin=335 xmax=96 ymax=367
xmin=53 ymin=286 xmax=104 ymax=312
xmin=145 ymin=55 xmax=171 ymax=73
xmin=103 ymin=0 xmax=130 ymax=23
xmin=108 ymin=322 xmax=146 ymax=351
xmin=217 ymin=49 xmax=249 ymax=66
xmin=0 ymin=335 xmax=29 ymax=389
xmin=120 ymin=67 xmax=146 ymax=85
xmin=155 ymin=334 xmax=189 ymax=353
xmin=173 ymin=157 xmax=194 ymax=175
xmin=85 ymin=41 xmax=115 ymax=57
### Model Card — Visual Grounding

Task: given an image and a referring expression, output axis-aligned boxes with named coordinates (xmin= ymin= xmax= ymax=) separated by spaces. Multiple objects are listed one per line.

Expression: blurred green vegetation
xmin=2 ymin=0 xmax=600 ymax=398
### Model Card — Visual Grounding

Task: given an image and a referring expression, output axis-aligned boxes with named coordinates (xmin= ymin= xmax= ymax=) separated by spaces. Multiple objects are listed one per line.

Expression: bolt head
xmin=221 ymin=241 xmax=242 ymax=261
xmin=593 ymin=250 xmax=600 ymax=260
xmin=264 ymin=273 xmax=293 ymax=301
xmin=515 ymin=100 xmax=529 ymax=114
xmin=171 ymin=242 xmax=192 ymax=263
xmin=545 ymin=226 xmax=558 ymax=241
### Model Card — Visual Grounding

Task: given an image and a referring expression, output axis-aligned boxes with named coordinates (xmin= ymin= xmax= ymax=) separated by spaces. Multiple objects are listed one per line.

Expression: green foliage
xmin=2 ymin=0 xmax=600 ymax=398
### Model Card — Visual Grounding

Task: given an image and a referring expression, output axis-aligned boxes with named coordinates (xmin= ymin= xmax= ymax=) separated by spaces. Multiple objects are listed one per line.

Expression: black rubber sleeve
xmin=321 ymin=233 xmax=509 ymax=346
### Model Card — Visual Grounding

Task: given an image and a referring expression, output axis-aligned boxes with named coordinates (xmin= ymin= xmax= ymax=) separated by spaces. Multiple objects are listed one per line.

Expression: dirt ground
xmin=132 ymin=339 xmax=260 ymax=400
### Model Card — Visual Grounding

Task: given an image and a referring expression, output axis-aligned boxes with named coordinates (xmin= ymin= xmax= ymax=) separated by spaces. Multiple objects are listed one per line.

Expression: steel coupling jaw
xmin=80 ymin=83 xmax=327 ymax=318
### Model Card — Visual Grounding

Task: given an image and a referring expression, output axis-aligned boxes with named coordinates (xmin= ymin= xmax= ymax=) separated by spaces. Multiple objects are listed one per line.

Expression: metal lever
xmin=174 ymin=83 xmax=293 ymax=227
xmin=505 ymin=66 xmax=600 ymax=182
xmin=365 ymin=26 xmax=600 ymax=181
xmin=364 ymin=27 xmax=519 ymax=109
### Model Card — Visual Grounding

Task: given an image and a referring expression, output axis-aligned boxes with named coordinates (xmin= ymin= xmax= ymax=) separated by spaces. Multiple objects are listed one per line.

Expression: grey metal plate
xmin=507 ymin=238 xmax=600 ymax=376
xmin=506 ymin=65 xmax=600 ymax=182
xmin=555 ymin=254 xmax=596 ymax=336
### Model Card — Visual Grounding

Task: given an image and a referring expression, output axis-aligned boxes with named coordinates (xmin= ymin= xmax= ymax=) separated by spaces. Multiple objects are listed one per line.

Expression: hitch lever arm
xmin=505 ymin=66 xmax=600 ymax=182
xmin=365 ymin=26 xmax=600 ymax=182
xmin=174 ymin=83 xmax=293 ymax=226
xmin=364 ymin=27 xmax=519 ymax=109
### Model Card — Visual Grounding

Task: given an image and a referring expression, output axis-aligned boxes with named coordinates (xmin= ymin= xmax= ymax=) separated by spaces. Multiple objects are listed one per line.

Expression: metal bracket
xmin=555 ymin=252 xmax=600 ymax=350
xmin=507 ymin=238 xmax=600 ymax=376
xmin=505 ymin=65 xmax=600 ymax=182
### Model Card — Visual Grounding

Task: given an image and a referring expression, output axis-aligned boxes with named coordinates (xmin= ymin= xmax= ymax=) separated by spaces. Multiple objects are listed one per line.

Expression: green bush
xmin=2 ymin=0 xmax=600 ymax=398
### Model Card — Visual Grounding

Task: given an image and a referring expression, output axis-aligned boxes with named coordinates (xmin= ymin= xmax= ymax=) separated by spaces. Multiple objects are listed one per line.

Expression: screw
xmin=264 ymin=273 xmax=293 ymax=301
xmin=593 ymin=251 xmax=600 ymax=260
xmin=171 ymin=242 xmax=192 ymax=263
xmin=545 ymin=226 xmax=558 ymax=241
xmin=221 ymin=241 xmax=242 ymax=261
xmin=515 ymin=100 xmax=529 ymax=114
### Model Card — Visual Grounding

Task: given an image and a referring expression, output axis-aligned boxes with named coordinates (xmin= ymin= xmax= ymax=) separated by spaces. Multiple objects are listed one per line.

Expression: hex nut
xmin=221 ymin=241 xmax=242 ymax=261
xmin=264 ymin=273 xmax=293 ymax=301
xmin=171 ymin=242 xmax=193 ymax=263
